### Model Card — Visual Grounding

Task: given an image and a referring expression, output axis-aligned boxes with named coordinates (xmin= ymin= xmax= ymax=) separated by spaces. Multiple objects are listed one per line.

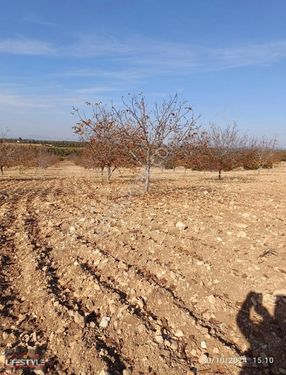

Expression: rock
xmin=207 ymin=295 xmax=216 ymax=305
xmin=176 ymin=222 xmax=188 ymax=230
xmin=17 ymin=314 xmax=26 ymax=323
xmin=174 ymin=329 xmax=184 ymax=338
xmin=99 ymin=316 xmax=111 ymax=328
xmin=123 ymin=370 xmax=131 ymax=375
xmin=33 ymin=370 xmax=45 ymax=375
xmin=213 ymin=347 xmax=219 ymax=354
xmin=190 ymin=349 xmax=197 ymax=356
xmin=198 ymin=353 xmax=208 ymax=364
xmin=73 ymin=312 xmax=85 ymax=327
xmin=237 ymin=231 xmax=247 ymax=238
xmin=236 ymin=223 xmax=248 ymax=228
xmin=154 ymin=335 xmax=164 ymax=344
xmin=200 ymin=340 xmax=207 ymax=349
xmin=98 ymin=370 xmax=109 ymax=375
xmin=0 ymin=352 xmax=5 ymax=365
xmin=171 ymin=341 xmax=178 ymax=350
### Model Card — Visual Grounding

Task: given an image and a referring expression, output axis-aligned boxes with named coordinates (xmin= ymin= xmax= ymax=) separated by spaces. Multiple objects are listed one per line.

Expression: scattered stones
xmin=1 ymin=161 xmax=286 ymax=375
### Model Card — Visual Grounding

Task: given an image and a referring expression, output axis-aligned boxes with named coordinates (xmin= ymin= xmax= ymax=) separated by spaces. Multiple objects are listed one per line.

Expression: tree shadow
xmin=237 ymin=291 xmax=286 ymax=374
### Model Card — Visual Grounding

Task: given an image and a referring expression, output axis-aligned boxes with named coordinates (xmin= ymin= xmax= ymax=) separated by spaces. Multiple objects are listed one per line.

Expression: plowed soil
xmin=1 ymin=162 xmax=286 ymax=375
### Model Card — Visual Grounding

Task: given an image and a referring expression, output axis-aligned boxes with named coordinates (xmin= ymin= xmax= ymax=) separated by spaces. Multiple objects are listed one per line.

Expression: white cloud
xmin=0 ymin=37 xmax=55 ymax=56
xmin=60 ymin=35 xmax=286 ymax=74
xmin=1 ymin=34 xmax=286 ymax=73
xmin=24 ymin=14 xmax=58 ymax=28
xmin=0 ymin=91 xmax=52 ymax=109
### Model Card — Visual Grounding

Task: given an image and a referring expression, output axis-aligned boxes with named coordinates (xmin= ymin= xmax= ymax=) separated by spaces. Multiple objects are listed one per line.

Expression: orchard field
xmin=1 ymin=162 xmax=286 ymax=374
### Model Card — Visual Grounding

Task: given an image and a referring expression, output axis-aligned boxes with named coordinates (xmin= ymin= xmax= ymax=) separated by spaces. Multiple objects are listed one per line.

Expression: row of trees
xmin=72 ymin=94 xmax=279 ymax=192
xmin=0 ymin=141 xmax=59 ymax=175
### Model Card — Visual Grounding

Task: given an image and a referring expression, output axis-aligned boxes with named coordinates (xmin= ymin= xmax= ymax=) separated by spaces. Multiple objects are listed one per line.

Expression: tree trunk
xmin=107 ymin=165 xmax=112 ymax=183
xmin=0 ymin=165 xmax=4 ymax=175
xmin=100 ymin=166 xmax=104 ymax=181
xmin=144 ymin=163 xmax=151 ymax=193
xmin=218 ymin=169 xmax=222 ymax=180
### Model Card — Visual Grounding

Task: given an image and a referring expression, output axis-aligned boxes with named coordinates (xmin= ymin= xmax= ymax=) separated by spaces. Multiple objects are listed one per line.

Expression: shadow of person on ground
xmin=237 ymin=291 xmax=286 ymax=374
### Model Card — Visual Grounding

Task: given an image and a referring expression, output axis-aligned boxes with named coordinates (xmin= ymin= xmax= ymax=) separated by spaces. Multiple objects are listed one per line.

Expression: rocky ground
xmin=0 ymin=162 xmax=285 ymax=375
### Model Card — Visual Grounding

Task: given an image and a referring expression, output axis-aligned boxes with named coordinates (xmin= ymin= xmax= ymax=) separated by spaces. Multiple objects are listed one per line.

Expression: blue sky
xmin=0 ymin=0 xmax=286 ymax=144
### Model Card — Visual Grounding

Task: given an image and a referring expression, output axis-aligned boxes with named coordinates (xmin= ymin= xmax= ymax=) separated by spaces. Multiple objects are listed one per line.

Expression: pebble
xmin=198 ymin=353 xmax=208 ymax=364
xmin=236 ymin=223 xmax=248 ymax=228
xmin=98 ymin=370 xmax=109 ymax=375
xmin=174 ymin=329 xmax=184 ymax=338
xmin=190 ymin=349 xmax=197 ymax=356
xmin=73 ymin=312 xmax=85 ymax=327
xmin=200 ymin=340 xmax=207 ymax=349
xmin=176 ymin=222 xmax=188 ymax=230
xmin=237 ymin=231 xmax=247 ymax=238
xmin=99 ymin=316 xmax=111 ymax=328
xmin=207 ymin=295 xmax=216 ymax=305
xmin=154 ymin=335 xmax=164 ymax=344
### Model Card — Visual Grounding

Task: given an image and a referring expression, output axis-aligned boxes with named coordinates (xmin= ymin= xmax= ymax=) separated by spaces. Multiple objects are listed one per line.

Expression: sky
xmin=0 ymin=0 xmax=285 ymax=144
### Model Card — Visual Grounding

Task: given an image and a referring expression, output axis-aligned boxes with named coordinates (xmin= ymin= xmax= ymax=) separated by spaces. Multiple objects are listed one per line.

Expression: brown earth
xmin=0 ymin=162 xmax=286 ymax=375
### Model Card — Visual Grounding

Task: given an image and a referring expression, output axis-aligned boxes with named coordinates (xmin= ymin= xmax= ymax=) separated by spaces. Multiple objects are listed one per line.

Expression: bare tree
xmin=0 ymin=134 xmax=16 ymax=175
xmin=244 ymin=137 xmax=278 ymax=170
xmin=12 ymin=145 xmax=59 ymax=173
xmin=176 ymin=131 xmax=208 ymax=171
xmin=204 ymin=123 xmax=249 ymax=179
xmin=73 ymin=102 xmax=131 ymax=182
xmin=114 ymin=93 xmax=198 ymax=192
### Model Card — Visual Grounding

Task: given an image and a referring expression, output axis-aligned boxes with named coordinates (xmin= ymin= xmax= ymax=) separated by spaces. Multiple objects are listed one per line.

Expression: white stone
xmin=99 ymin=316 xmax=111 ymax=328
xmin=176 ymin=222 xmax=188 ymax=230
xmin=200 ymin=340 xmax=207 ymax=349
xmin=174 ymin=329 xmax=184 ymax=338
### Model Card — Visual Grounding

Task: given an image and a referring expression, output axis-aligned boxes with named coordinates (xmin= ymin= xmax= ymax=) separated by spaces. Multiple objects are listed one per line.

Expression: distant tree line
xmin=4 ymin=138 xmax=82 ymax=148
